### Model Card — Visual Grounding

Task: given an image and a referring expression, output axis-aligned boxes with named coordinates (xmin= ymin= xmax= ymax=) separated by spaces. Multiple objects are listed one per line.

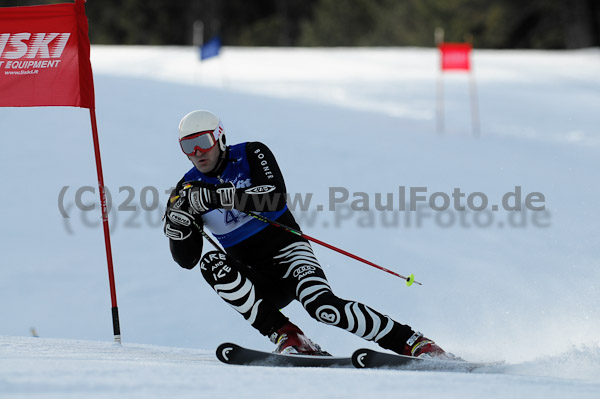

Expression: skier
xmin=164 ymin=110 xmax=448 ymax=358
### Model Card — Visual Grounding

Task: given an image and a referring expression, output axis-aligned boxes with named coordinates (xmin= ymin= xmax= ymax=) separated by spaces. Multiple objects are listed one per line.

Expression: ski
xmin=216 ymin=342 xmax=353 ymax=368
xmin=352 ymin=348 xmax=503 ymax=372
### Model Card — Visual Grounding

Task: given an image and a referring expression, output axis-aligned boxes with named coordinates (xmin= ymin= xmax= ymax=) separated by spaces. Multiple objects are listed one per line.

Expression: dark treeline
xmin=2 ymin=0 xmax=599 ymax=48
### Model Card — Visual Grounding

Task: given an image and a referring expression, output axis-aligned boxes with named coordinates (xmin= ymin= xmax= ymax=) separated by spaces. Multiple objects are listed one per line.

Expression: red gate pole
xmin=89 ymin=108 xmax=121 ymax=344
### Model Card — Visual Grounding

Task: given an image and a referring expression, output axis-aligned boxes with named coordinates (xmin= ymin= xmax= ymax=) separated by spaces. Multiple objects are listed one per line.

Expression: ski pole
xmin=171 ymin=193 xmax=420 ymax=286
xmin=195 ymin=220 xmax=225 ymax=252
xmin=244 ymin=211 xmax=421 ymax=286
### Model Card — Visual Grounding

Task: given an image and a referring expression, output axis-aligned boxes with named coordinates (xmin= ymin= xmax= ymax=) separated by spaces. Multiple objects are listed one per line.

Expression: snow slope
xmin=1 ymin=336 xmax=599 ymax=399
xmin=1 ymin=46 xmax=599 ymax=397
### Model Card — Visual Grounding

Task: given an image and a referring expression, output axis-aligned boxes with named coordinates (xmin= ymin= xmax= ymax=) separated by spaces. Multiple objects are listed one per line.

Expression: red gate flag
xmin=0 ymin=0 xmax=94 ymax=108
xmin=0 ymin=1 xmax=121 ymax=343
xmin=439 ymin=43 xmax=472 ymax=71
xmin=436 ymin=41 xmax=480 ymax=136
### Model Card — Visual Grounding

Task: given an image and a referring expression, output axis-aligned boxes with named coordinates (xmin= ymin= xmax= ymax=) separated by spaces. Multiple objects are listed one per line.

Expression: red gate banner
xmin=0 ymin=0 xmax=94 ymax=108
xmin=0 ymin=1 xmax=120 ymax=343
xmin=439 ymin=42 xmax=472 ymax=71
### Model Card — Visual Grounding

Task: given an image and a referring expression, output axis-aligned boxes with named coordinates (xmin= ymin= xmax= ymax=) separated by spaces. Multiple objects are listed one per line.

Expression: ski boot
xmin=270 ymin=322 xmax=329 ymax=356
xmin=401 ymin=331 xmax=451 ymax=359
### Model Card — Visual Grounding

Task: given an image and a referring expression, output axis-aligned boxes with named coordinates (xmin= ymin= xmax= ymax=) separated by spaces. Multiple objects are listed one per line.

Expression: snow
xmin=1 ymin=45 xmax=600 ymax=397
xmin=2 ymin=336 xmax=599 ymax=399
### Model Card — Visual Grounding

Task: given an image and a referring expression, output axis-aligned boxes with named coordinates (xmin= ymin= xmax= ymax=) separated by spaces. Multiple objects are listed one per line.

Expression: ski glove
xmin=183 ymin=181 xmax=236 ymax=213
xmin=163 ymin=189 xmax=202 ymax=240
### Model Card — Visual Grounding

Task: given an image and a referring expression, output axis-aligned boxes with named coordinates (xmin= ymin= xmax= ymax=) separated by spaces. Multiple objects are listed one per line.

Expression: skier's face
xmin=189 ymin=145 xmax=220 ymax=173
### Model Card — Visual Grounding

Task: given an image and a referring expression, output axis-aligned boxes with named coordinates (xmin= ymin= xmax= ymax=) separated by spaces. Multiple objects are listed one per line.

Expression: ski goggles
xmin=179 ymin=124 xmax=222 ymax=155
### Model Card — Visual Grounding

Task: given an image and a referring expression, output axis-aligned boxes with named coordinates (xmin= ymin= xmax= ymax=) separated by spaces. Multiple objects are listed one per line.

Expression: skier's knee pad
xmin=199 ymin=251 xmax=237 ymax=287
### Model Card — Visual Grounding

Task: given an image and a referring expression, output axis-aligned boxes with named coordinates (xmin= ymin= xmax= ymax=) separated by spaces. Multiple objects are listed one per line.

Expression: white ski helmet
xmin=178 ymin=110 xmax=226 ymax=153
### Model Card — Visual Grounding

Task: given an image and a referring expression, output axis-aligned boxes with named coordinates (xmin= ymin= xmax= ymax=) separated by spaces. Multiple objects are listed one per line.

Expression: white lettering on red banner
xmin=0 ymin=1 xmax=95 ymax=108
xmin=0 ymin=33 xmax=70 ymax=73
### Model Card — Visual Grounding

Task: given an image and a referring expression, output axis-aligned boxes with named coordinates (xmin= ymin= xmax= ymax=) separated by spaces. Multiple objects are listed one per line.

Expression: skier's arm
xmin=169 ymin=234 xmax=203 ymax=269
xmin=237 ymin=141 xmax=288 ymax=212
xmin=164 ymin=181 xmax=204 ymax=269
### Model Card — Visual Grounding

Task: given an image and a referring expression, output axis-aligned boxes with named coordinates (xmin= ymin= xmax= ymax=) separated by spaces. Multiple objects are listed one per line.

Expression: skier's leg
xmin=199 ymin=251 xmax=289 ymax=337
xmin=271 ymin=241 xmax=446 ymax=357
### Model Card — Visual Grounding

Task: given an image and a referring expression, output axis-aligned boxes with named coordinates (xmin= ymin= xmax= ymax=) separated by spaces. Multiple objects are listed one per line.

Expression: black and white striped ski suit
xmin=200 ymin=238 xmax=414 ymax=352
